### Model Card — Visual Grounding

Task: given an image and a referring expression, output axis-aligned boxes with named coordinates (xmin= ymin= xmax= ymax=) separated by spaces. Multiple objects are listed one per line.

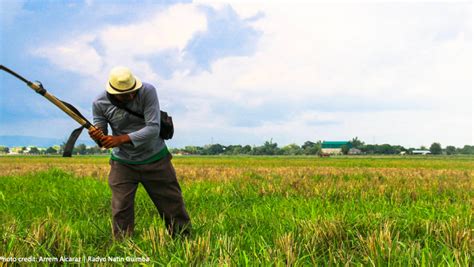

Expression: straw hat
xmin=106 ymin=66 xmax=142 ymax=94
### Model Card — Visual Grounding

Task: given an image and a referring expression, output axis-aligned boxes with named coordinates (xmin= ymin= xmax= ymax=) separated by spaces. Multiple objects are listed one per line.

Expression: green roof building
xmin=321 ymin=141 xmax=352 ymax=155
xmin=321 ymin=141 xmax=352 ymax=149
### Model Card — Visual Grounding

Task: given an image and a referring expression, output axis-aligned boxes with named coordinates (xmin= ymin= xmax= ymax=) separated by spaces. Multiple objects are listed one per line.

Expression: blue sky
xmin=0 ymin=0 xmax=472 ymax=148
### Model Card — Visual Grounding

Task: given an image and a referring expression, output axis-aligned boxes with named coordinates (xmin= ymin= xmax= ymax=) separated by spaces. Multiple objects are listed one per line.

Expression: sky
xmin=0 ymin=0 xmax=472 ymax=148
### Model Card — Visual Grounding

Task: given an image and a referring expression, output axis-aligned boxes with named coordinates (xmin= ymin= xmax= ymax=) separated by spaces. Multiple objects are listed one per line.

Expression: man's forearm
xmin=100 ymin=134 xmax=132 ymax=148
xmin=118 ymin=134 xmax=132 ymax=145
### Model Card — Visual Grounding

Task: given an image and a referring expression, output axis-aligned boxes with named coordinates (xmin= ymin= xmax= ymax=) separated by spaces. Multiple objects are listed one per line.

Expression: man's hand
xmin=88 ymin=126 xmax=104 ymax=141
xmin=100 ymin=135 xmax=131 ymax=149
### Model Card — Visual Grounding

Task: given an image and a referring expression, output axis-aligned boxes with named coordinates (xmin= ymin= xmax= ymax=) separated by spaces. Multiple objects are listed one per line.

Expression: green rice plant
xmin=0 ymin=156 xmax=472 ymax=265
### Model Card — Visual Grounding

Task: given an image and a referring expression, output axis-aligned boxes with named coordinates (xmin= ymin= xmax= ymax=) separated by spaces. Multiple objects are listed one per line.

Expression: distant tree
xmin=302 ymin=141 xmax=316 ymax=150
xmin=45 ymin=147 xmax=57 ymax=154
xmin=341 ymin=144 xmax=350 ymax=155
xmin=360 ymin=144 xmax=374 ymax=154
xmin=59 ymin=142 xmax=66 ymax=155
xmin=181 ymin=146 xmax=203 ymax=155
xmin=374 ymin=144 xmax=387 ymax=154
xmin=468 ymin=146 xmax=474 ymax=154
xmin=203 ymin=144 xmax=224 ymax=155
xmin=29 ymin=147 xmax=40 ymax=154
xmin=251 ymin=146 xmax=263 ymax=155
xmin=0 ymin=146 xmax=9 ymax=154
xmin=361 ymin=144 xmax=399 ymax=154
xmin=251 ymin=140 xmax=279 ymax=155
xmin=86 ymin=146 xmax=101 ymax=154
xmin=429 ymin=143 xmax=442 ymax=155
xmin=17 ymin=146 xmax=27 ymax=154
xmin=391 ymin=145 xmax=406 ymax=154
xmin=241 ymin=145 xmax=252 ymax=154
xmin=261 ymin=139 xmax=279 ymax=155
xmin=350 ymin=137 xmax=364 ymax=149
xmin=281 ymin=144 xmax=303 ymax=155
xmin=445 ymin=146 xmax=456 ymax=155
xmin=74 ymin=144 xmax=87 ymax=155
xmin=459 ymin=145 xmax=474 ymax=154
xmin=420 ymin=146 xmax=427 ymax=150
xmin=302 ymin=141 xmax=321 ymax=155
xmin=224 ymin=145 xmax=243 ymax=155
xmin=223 ymin=145 xmax=252 ymax=155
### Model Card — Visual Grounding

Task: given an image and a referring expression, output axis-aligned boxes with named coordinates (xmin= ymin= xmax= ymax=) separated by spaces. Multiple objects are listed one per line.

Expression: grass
xmin=0 ymin=156 xmax=472 ymax=265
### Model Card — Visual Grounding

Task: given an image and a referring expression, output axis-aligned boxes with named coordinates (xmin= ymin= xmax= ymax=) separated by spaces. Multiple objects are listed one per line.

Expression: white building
xmin=412 ymin=150 xmax=431 ymax=155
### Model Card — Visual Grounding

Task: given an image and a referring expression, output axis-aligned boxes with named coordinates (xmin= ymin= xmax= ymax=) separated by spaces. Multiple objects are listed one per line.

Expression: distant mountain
xmin=0 ymin=135 xmax=96 ymax=148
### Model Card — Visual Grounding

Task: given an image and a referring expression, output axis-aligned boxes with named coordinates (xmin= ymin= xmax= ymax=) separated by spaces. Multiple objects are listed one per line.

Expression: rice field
xmin=0 ymin=155 xmax=473 ymax=265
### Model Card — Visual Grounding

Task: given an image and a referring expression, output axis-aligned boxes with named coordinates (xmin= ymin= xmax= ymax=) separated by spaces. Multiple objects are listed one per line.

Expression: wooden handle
xmin=27 ymin=82 xmax=93 ymax=129
xmin=43 ymin=92 xmax=91 ymax=127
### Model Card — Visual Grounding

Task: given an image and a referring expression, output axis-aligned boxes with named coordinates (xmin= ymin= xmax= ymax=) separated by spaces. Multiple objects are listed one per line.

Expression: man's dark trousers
xmin=108 ymin=153 xmax=191 ymax=238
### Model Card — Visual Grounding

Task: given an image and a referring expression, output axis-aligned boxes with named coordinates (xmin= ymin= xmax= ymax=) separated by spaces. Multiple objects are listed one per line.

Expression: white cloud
xmin=164 ymin=2 xmax=471 ymax=146
xmin=31 ymin=3 xmax=207 ymax=81
xmin=32 ymin=34 xmax=104 ymax=76
xmin=30 ymin=1 xmax=472 ymax=147
xmin=99 ymin=4 xmax=206 ymax=58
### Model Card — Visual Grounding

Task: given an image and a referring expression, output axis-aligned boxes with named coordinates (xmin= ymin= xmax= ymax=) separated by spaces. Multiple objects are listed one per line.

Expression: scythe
xmin=0 ymin=65 xmax=102 ymax=156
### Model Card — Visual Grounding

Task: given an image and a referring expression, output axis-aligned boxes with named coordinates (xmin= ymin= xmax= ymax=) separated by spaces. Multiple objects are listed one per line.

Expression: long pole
xmin=0 ymin=65 xmax=99 ymax=132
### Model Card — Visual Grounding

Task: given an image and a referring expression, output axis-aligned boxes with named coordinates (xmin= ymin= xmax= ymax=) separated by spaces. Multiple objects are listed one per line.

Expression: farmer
xmin=88 ymin=66 xmax=191 ymax=239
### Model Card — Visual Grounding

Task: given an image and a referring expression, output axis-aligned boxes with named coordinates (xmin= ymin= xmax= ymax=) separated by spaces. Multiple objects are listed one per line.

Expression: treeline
xmin=170 ymin=140 xmax=319 ymax=156
xmin=169 ymin=138 xmax=474 ymax=156
xmin=0 ymin=144 xmax=111 ymax=155
xmin=1 ymin=138 xmax=473 ymax=156
xmin=357 ymin=144 xmax=474 ymax=155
